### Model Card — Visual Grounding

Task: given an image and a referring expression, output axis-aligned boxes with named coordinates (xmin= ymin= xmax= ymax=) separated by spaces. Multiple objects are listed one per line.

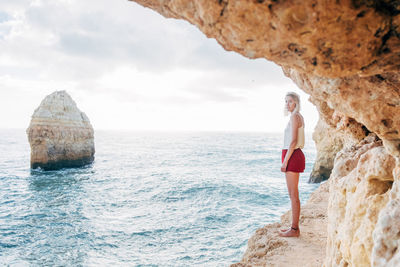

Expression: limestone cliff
xmin=129 ymin=1 xmax=400 ymax=266
xmin=130 ymin=0 xmax=400 ymax=78
xmin=326 ymin=134 xmax=395 ymax=266
xmin=26 ymin=91 xmax=95 ymax=170
xmin=309 ymin=119 xmax=344 ymax=183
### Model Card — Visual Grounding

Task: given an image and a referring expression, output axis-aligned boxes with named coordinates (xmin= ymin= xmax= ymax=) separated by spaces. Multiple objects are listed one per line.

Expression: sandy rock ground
xmin=231 ymin=181 xmax=329 ymax=267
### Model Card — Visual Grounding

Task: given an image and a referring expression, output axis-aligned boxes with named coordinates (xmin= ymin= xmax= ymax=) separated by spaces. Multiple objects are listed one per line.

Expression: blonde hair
xmin=284 ymin=92 xmax=301 ymax=116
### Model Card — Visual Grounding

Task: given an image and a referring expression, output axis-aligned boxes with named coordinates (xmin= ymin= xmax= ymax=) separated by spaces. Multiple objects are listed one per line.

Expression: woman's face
xmin=285 ymin=96 xmax=297 ymax=113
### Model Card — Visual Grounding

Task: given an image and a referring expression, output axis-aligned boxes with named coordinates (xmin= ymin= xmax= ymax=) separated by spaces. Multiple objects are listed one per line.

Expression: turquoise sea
xmin=0 ymin=129 xmax=319 ymax=266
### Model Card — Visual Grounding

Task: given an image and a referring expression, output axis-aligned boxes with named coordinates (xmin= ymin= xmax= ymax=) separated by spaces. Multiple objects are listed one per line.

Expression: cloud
xmin=0 ymin=0 xmax=288 ymax=83
xmin=0 ymin=0 xmax=318 ymax=131
xmin=1 ymin=0 xmax=289 ymax=99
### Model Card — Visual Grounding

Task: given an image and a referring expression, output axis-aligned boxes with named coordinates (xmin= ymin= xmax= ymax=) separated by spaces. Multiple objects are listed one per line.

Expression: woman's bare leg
xmin=279 ymin=171 xmax=300 ymax=237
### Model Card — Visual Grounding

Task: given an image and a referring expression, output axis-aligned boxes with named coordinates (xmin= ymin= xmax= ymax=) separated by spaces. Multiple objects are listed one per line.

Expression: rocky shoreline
xmin=231 ymin=179 xmax=329 ymax=267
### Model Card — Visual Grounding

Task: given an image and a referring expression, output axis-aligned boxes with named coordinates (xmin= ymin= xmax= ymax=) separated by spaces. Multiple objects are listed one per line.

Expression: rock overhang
xmin=129 ymin=0 xmax=400 ymax=155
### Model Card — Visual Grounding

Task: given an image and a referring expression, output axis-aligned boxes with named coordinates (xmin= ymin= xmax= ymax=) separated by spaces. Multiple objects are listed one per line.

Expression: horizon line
xmin=0 ymin=127 xmax=315 ymax=134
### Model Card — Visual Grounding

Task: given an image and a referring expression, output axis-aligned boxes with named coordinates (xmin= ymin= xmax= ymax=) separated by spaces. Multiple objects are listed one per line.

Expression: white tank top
xmin=283 ymin=115 xmax=305 ymax=149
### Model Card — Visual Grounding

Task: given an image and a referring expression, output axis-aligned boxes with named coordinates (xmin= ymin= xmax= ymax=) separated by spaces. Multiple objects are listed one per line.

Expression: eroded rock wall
xmin=26 ymin=91 xmax=95 ymax=170
xmin=309 ymin=119 xmax=344 ymax=183
xmin=326 ymin=134 xmax=395 ymax=266
xmin=372 ymin=169 xmax=400 ymax=266
xmin=130 ymin=0 xmax=400 ymax=78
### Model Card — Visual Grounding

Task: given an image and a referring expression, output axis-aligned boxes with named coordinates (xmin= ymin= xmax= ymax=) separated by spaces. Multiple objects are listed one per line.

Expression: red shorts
xmin=281 ymin=148 xmax=305 ymax=173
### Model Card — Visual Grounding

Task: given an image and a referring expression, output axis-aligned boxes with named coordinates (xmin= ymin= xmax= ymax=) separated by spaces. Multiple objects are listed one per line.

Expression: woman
xmin=278 ymin=92 xmax=305 ymax=238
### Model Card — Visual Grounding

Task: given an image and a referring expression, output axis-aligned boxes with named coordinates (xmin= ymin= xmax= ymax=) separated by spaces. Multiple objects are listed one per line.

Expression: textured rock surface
xmin=26 ymin=91 xmax=95 ymax=170
xmin=130 ymin=0 xmax=400 ymax=78
xmin=231 ymin=180 xmax=329 ymax=267
xmin=372 ymin=168 xmax=400 ymax=267
xmin=309 ymin=119 xmax=344 ymax=183
xmin=129 ymin=0 xmax=400 ymax=266
xmin=326 ymin=134 xmax=395 ymax=266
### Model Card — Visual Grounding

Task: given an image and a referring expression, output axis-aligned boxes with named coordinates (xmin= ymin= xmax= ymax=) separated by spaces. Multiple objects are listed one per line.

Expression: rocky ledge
xmin=26 ymin=91 xmax=95 ymax=170
xmin=232 ymin=179 xmax=329 ymax=267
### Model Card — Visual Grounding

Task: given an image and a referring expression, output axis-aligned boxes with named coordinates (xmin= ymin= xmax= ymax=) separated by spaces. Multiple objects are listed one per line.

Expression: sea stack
xmin=26 ymin=90 xmax=95 ymax=170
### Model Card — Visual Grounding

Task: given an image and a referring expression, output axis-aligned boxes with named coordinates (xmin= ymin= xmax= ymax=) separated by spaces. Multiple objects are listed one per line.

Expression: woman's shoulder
xmin=290 ymin=112 xmax=304 ymax=126
xmin=290 ymin=112 xmax=303 ymax=121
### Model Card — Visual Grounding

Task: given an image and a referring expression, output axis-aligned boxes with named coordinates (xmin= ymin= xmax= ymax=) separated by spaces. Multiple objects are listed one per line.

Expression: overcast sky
xmin=0 ymin=0 xmax=318 ymax=132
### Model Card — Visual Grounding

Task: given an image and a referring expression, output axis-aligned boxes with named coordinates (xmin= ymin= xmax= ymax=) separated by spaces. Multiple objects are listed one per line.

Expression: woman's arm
xmin=281 ymin=114 xmax=300 ymax=172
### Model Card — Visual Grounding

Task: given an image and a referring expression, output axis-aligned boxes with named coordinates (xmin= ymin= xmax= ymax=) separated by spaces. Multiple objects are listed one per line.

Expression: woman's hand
xmin=281 ymin=161 xmax=287 ymax=172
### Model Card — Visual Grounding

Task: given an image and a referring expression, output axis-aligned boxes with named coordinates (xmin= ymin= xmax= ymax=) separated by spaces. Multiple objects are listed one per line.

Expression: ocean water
xmin=0 ymin=129 xmax=319 ymax=266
